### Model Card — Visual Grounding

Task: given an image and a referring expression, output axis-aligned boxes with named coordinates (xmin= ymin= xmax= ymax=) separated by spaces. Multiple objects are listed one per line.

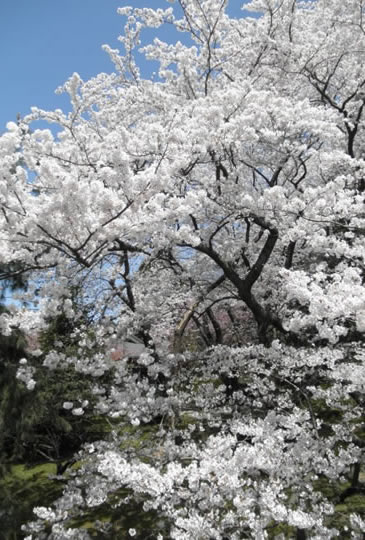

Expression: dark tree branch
xmin=244 ymin=217 xmax=279 ymax=289
xmin=206 ymin=306 xmax=223 ymax=344
xmin=284 ymin=241 xmax=296 ymax=269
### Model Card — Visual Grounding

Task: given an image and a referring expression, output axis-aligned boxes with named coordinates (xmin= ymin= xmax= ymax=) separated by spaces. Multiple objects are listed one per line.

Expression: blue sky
xmin=0 ymin=1 xmax=249 ymax=133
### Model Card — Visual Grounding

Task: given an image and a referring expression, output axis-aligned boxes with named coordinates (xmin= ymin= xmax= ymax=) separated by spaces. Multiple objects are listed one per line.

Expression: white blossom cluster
xmin=23 ymin=343 xmax=365 ymax=539
xmin=1 ymin=0 xmax=365 ymax=537
xmin=16 ymin=358 xmax=36 ymax=391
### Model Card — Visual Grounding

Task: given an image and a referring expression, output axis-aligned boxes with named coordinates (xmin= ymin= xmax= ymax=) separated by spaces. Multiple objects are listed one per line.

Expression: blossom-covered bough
xmin=1 ymin=0 xmax=365 ymax=538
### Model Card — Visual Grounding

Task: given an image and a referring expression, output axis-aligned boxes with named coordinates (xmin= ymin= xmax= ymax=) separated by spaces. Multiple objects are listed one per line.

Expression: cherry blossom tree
xmin=1 ymin=0 xmax=365 ymax=538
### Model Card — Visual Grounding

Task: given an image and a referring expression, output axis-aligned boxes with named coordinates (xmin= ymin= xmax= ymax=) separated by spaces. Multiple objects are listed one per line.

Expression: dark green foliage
xmin=0 ymin=319 xmax=29 ymax=476
xmin=0 ymin=297 xmax=112 ymax=538
xmin=1 ymin=362 xmax=102 ymax=465
xmin=0 ymin=462 xmax=65 ymax=540
xmin=0 ymin=294 xmax=106 ymax=467
xmin=39 ymin=310 xmax=85 ymax=354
